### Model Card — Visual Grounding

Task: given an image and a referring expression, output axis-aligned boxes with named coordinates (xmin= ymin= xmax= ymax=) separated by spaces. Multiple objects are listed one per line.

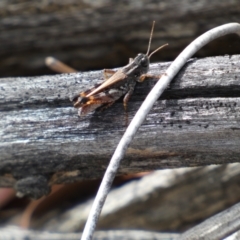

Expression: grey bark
xmin=41 ymin=164 xmax=240 ymax=233
xmin=1 ymin=0 xmax=240 ymax=77
xmin=0 ymin=227 xmax=179 ymax=240
xmin=1 ymin=54 xmax=240 ymax=197
xmin=178 ymin=200 xmax=240 ymax=240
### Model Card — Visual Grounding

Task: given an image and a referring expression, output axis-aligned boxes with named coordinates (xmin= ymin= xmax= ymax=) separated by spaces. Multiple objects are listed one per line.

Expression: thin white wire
xmin=81 ymin=23 xmax=240 ymax=240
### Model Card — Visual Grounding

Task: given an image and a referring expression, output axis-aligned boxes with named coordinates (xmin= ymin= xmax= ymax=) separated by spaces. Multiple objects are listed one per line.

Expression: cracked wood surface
xmin=1 ymin=54 xmax=240 ymax=197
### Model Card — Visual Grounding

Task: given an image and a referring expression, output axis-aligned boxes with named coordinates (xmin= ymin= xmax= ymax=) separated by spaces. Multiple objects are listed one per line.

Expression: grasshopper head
xmin=123 ymin=53 xmax=149 ymax=78
xmin=133 ymin=53 xmax=150 ymax=74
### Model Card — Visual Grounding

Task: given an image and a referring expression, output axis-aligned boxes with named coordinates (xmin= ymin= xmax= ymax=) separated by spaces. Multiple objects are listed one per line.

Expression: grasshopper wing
xmin=86 ymin=69 xmax=127 ymax=97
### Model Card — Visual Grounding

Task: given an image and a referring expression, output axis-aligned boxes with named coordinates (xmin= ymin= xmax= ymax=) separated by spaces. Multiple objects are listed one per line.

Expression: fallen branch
xmin=81 ymin=23 xmax=240 ymax=240
xmin=1 ymin=55 xmax=240 ymax=198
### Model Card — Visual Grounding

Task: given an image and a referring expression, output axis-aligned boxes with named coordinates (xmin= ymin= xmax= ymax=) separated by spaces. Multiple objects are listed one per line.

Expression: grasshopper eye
xmin=140 ymin=58 xmax=148 ymax=67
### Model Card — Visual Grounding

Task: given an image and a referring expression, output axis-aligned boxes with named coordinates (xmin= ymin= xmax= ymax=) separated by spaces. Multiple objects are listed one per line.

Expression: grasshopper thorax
xmin=134 ymin=53 xmax=149 ymax=73
xmin=136 ymin=53 xmax=149 ymax=69
xmin=124 ymin=53 xmax=149 ymax=78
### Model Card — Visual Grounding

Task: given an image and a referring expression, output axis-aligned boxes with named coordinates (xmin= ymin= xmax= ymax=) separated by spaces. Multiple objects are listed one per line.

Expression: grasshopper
xmin=46 ymin=22 xmax=168 ymax=116
xmin=72 ymin=22 xmax=167 ymax=116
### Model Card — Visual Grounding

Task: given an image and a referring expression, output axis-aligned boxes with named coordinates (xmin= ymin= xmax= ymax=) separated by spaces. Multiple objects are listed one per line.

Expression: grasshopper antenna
xmin=146 ymin=21 xmax=155 ymax=56
xmin=148 ymin=43 xmax=168 ymax=59
xmin=146 ymin=21 xmax=168 ymax=58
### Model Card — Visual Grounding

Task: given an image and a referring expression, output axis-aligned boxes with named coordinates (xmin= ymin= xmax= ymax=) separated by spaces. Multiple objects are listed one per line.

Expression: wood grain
xmin=1 ymin=54 xmax=240 ymax=197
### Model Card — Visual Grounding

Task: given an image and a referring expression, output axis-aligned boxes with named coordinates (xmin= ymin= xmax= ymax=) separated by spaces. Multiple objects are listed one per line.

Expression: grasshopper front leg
xmin=122 ymin=86 xmax=135 ymax=125
xmin=123 ymin=84 xmax=135 ymax=111
xmin=138 ymin=74 xmax=163 ymax=82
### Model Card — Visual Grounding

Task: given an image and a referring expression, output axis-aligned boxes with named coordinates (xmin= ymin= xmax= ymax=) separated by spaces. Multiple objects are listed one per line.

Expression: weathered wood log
xmin=1 ymin=0 xmax=240 ymax=76
xmin=41 ymin=164 xmax=240 ymax=233
xmin=178 ymin=201 xmax=240 ymax=240
xmin=1 ymin=54 xmax=240 ymax=198
xmin=0 ymin=227 xmax=179 ymax=240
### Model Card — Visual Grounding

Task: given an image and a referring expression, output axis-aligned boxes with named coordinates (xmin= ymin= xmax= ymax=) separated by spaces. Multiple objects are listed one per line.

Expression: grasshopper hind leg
xmin=123 ymin=85 xmax=135 ymax=126
xmin=96 ymin=102 xmax=115 ymax=112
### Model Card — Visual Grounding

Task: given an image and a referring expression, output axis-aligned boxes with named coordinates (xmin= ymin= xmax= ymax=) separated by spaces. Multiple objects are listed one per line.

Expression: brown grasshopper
xmin=46 ymin=22 xmax=168 ymax=116
xmin=72 ymin=22 xmax=168 ymax=116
